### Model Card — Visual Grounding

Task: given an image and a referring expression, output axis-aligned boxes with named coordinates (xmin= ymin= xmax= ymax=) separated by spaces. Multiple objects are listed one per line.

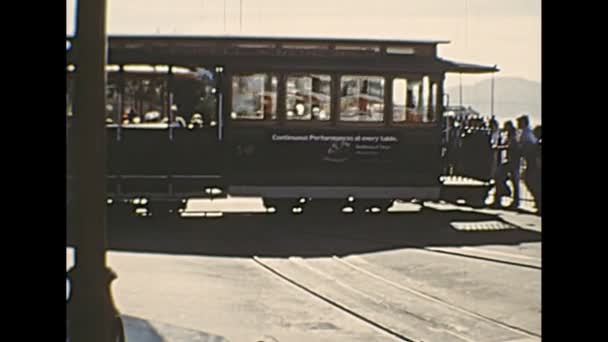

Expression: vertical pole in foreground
xmin=490 ymin=72 xmax=495 ymax=117
xmin=459 ymin=73 xmax=463 ymax=108
xmin=68 ymin=0 xmax=119 ymax=341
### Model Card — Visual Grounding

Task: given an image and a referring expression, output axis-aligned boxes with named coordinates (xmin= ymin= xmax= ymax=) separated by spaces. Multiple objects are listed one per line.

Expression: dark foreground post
xmin=67 ymin=0 xmax=122 ymax=341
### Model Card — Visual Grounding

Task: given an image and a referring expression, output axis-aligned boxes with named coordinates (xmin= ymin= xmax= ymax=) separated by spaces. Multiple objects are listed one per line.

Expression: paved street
xmin=67 ymin=199 xmax=541 ymax=342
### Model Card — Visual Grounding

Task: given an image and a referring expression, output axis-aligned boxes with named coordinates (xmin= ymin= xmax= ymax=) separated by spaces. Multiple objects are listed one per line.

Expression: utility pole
xmin=490 ymin=72 xmax=495 ymax=117
xmin=67 ymin=0 xmax=122 ymax=340
xmin=459 ymin=73 xmax=463 ymax=107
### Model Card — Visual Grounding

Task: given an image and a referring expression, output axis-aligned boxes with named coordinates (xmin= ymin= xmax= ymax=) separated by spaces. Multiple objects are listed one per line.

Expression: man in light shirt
xmin=517 ymin=114 xmax=538 ymax=146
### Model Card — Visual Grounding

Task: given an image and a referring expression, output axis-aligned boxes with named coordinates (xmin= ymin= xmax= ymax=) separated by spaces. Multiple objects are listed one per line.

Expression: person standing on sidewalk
xmin=517 ymin=115 xmax=540 ymax=214
xmin=493 ymin=120 xmax=521 ymax=208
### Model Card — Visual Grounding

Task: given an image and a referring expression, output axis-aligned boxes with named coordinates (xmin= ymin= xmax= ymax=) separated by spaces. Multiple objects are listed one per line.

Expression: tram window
xmin=231 ymin=74 xmax=277 ymax=120
xmin=406 ymin=79 xmax=423 ymax=122
xmin=170 ymin=67 xmax=217 ymax=129
xmin=392 ymin=78 xmax=407 ymax=122
xmin=339 ymin=75 xmax=384 ymax=122
xmin=282 ymin=44 xmax=328 ymax=50
xmin=286 ymin=74 xmax=331 ymax=121
xmin=123 ymin=65 xmax=156 ymax=73
xmin=396 ymin=76 xmax=436 ymax=123
xmin=122 ymin=76 xmax=167 ymax=127
xmin=335 ymin=45 xmax=380 ymax=53
xmin=422 ymin=76 xmax=431 ymax=122
xmin=386 ymin=46 xmax=415 ymax=55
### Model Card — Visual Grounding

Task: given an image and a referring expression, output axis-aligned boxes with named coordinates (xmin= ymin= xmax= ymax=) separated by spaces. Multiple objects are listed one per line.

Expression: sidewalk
xmin=422 ymin=201 xmax=541 ymax=233
xmin=434 ymin=177 xmax=541 ymax=233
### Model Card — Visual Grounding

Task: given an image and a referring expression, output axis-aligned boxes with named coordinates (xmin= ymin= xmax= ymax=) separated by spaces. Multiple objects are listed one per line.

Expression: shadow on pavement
xmin=67 ymin=206 xmax=541 ymax=258
xmin=122 ymin=315 xmax=229 ymax=342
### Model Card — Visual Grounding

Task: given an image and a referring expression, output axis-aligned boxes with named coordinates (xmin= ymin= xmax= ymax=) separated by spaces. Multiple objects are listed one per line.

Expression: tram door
xmin=391 ymin=76 xmax=443 ymax=186
xmin=169 ymin=66 xmax=225 ymax=195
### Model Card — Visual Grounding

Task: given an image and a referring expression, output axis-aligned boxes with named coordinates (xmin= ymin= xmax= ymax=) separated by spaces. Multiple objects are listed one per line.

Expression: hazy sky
xmin=66 ymin=0 xmax=541 ymax=89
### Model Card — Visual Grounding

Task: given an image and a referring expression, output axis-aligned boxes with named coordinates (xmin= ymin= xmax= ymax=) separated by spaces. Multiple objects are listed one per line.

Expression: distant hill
xmin=446 ymin=77 xmax=541 ymax=126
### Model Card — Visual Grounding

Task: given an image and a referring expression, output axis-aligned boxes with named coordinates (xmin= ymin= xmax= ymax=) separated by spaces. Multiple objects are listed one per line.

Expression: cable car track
xmin=332 ymin=256 xmax=541 ymax=339
xmin=289 ymin=228 xmax=541 ymax=270
xmin=253 ymin=255 xmax=540 ymax=342
xmin=253 ymin=256 xmax=419 ymax=342
xmin=422 ymin=246 xmax=541 ymax=270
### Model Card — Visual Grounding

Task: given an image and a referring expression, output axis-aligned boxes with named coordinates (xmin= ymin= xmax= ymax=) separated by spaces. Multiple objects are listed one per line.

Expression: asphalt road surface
xmin=67 ymin=199 xmax=541 ymax=342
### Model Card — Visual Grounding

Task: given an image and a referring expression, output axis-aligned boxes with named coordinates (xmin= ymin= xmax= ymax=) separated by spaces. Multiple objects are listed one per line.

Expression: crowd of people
xmin=443 ymin=112 xmax=542 ymax=214
xmin=491 ymin=115 xmax=541 ymax=213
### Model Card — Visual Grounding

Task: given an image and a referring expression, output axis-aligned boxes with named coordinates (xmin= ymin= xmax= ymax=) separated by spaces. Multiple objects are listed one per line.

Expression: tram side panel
xmin=116 ymin=128 xmax=171 ymax=196
xmin=170 ymin=127 xmax=224 ymax=196
xmin=224 ymin=125 xmax=442 ymax=200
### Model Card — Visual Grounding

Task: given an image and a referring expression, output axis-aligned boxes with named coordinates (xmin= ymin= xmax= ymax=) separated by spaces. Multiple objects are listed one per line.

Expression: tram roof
xmin=66 ymin=35 xmax=498 ymax=74
xmin=68 ymin=34 xmax=451 ymax=46
xmin=439 ymin=60 xmax=499 ymax=74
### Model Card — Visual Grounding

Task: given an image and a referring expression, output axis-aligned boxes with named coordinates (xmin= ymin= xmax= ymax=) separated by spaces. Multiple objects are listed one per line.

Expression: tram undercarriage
xmin=68 ymin=177 xmax=489 ymax=219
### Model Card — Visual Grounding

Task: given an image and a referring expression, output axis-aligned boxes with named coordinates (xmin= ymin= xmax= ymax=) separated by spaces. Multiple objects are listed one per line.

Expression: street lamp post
xmin=67 ymin=0 xmax=122 ymax=341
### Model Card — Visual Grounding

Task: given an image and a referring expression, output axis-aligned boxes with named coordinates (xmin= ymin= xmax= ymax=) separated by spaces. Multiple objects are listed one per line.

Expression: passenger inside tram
xmin=232 ymin=74 xmax=277 ymax=120
xmin=286 ymin=74 xmax=331 ymax=121
xmin=171 ymin=68 xmax=217 ymax=128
